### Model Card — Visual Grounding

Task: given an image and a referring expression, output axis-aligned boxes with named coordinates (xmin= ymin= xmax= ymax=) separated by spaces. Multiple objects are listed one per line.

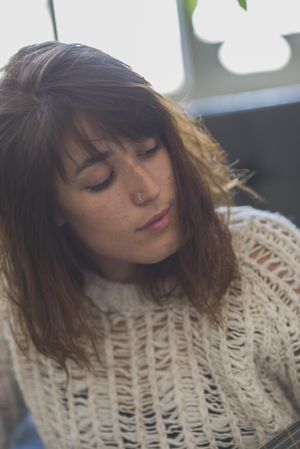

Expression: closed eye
xmin=140 ymin=142 xmax=162 ymax=159
xmin=87 ymin=139 xmax=162 ymax=193
xmin=87 ymin=171 xmax=114 ymax=193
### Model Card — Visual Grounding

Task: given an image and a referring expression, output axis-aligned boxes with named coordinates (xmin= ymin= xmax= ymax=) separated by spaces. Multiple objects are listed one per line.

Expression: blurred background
xmin=2 ymin=1 xmax=300 ymax=447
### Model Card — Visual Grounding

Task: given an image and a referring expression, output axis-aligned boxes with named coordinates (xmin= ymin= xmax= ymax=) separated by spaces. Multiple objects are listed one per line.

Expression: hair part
xmin=0 ymin=41 xmax=240 ymax=373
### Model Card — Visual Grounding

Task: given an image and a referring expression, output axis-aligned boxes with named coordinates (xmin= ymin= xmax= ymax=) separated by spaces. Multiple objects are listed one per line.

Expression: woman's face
xmin=55 ymin=127 xmax=181 ymax=283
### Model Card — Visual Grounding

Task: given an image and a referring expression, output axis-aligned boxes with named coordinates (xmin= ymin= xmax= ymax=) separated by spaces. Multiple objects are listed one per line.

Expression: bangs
xmin=40 ymin=53 xmax=174 ymax=184
xmin=53 ymin=96 xmax=170 ymax=182
xmin=78 ymin=91 xmax=168 ymax=142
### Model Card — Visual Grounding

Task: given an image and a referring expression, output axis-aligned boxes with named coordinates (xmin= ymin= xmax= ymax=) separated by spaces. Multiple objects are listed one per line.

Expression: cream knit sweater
xmin=1 ymin=206 xmax=300 ymax=449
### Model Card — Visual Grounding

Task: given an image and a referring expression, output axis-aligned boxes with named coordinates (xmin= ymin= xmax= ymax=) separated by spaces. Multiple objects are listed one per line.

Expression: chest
xmin=12 ymin=307 xmax=295 ymax=449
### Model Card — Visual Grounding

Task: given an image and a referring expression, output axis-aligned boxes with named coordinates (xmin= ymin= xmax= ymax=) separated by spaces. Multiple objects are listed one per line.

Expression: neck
xmin=92 ymin=256 xmax=137 ymax=284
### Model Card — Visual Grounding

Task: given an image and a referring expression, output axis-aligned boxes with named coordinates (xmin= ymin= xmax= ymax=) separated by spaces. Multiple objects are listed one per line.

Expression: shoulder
xmin=218 ymin=206 xmax=300 ymax=300
xmin=218 ymin=205 xmax=300 ymax=258
xmin=217 ymin=208 xmax=300 ymax=379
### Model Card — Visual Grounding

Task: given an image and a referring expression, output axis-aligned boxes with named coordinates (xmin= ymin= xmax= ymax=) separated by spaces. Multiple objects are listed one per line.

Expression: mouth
xmin=137 ymin=205 xmax=171 ymax=232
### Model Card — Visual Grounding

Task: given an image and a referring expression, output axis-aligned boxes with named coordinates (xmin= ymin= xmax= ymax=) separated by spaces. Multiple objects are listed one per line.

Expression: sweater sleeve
xmin=0 ymin=299 xmax=27 ymax=449
xmin=238 ymin=208 xmax=300 ymax=409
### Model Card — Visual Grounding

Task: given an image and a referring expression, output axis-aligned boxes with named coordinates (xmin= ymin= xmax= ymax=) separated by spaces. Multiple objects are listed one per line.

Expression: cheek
xmin=161 ymin=153 xmax=176 ymax=184
xmin=64 ymin=198 xmax=130 ymax=236
xmin=164 ymin=165 xmax=176 ymax=195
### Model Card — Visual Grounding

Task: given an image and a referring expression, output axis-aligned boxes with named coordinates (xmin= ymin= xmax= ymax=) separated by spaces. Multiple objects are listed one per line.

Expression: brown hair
xmin=0 ymin=41 xmax=240 ymax=370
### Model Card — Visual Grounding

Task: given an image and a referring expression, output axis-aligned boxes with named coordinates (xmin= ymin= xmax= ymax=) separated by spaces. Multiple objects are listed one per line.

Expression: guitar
xmin=261 ymin=418 xmax=300 ymax=449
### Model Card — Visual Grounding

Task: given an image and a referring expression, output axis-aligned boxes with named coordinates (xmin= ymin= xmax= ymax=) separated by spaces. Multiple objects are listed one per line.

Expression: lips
xmin=138 ymin=206 xmax=170 ymax=231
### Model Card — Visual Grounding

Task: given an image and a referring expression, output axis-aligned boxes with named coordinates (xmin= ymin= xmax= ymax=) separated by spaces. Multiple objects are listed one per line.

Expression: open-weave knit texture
xmin=1 ymin=206 xmax=300 ymax=449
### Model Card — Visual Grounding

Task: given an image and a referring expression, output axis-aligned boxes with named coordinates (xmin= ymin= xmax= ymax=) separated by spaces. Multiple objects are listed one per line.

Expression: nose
xmin=127 ymin=162 xmax=160 ymax=206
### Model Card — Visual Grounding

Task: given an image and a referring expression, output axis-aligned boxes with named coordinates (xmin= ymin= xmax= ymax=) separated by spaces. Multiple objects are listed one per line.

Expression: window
xmin=192 ymin=0 xmax=300 ymax=75
xmin=0 ymin=0 xmax=53 ymax=68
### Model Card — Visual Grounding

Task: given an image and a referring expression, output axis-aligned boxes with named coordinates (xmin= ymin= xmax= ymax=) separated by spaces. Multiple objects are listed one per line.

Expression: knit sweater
xmin=1 ymin=206 xmax=300 ymax=449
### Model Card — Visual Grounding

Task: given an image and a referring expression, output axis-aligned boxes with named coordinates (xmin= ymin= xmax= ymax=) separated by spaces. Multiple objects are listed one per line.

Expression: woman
xmin=0 ymin=41 xmax=300 ymax=449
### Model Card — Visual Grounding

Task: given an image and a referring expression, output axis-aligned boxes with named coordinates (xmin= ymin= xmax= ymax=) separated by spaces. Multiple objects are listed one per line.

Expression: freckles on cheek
xmin=88 ymin=206 xmax=131 ymax=234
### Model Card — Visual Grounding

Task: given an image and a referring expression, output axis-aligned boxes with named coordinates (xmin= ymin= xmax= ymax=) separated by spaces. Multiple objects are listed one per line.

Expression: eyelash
xmin=87 ymin=142 xmax=161 ymax=193
xmin=138 ymin=143 xmax=161 ymax=162
xmin=88 ymin=171 xmax=114 ymax=193
xmin=88 ymin=142 xmax=161 ymax=193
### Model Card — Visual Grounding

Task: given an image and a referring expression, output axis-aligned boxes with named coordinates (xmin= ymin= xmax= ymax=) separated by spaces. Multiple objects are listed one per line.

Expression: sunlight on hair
xmin=192 ymin=0 xmax=299 ymax=74
xmin=53 ymin=0 xmax=184 ymax=94
xmin=0 ymin=0 xmax=53 ymax=69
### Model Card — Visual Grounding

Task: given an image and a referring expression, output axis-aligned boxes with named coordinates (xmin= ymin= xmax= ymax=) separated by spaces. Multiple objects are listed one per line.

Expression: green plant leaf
xmin=183 ymin=0 xmax=198 ymax=20
xmin=237 ymin=0 xmax=247 ymax=10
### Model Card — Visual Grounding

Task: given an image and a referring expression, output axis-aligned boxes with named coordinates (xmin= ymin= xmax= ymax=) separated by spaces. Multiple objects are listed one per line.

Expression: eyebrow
xmin=75 ymin=150 xmax=113 ymax=177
